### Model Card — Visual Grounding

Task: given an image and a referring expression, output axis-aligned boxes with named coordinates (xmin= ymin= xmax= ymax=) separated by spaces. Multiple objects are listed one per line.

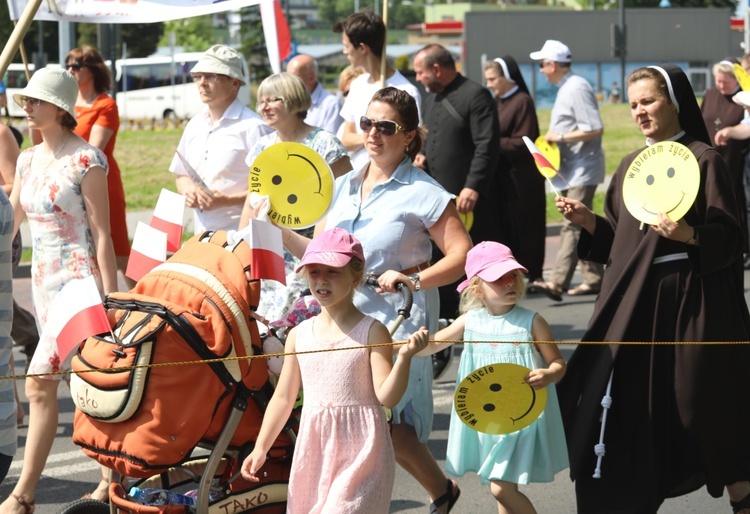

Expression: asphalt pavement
xmin=3 ymin=230 xmax=747 ymax=513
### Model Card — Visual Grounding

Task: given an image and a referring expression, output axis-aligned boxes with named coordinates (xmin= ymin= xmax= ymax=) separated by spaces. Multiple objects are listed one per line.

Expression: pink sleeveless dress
xmin=288 ymin=315 xmax=395 ymax=514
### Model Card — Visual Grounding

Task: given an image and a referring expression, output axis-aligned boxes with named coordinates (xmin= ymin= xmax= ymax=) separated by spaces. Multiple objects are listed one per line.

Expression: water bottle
xmin=129 ymin=487 xmax=196 ymax=506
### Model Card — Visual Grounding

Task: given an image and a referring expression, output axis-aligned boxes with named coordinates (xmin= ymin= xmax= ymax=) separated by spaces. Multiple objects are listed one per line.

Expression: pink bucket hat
xmin=295 ymin=228 xmax=365 ymax=272
xmin=457 ymin=241 xmax=527 ymax=293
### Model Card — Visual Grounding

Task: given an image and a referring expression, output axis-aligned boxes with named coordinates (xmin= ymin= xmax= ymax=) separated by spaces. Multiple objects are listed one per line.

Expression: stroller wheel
xmin=55 ymin=498 xmax=110 ymax=514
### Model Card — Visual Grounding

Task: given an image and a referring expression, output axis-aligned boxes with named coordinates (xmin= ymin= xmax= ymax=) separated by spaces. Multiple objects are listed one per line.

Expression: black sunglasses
xmin=66 ymin=62 xmax=84 ymax=71
xmin=359 ymin=116 xmax=405 ymax=136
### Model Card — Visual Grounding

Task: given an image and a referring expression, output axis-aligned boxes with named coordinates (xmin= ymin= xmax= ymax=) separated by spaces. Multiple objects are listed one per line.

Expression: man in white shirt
xmin=170 ymin=44 xmax=268 ymax=233
xmin=286 ymin=54 xmax=342 ymax=134
xmin=334 ymin=12 xmax=421 ymax=170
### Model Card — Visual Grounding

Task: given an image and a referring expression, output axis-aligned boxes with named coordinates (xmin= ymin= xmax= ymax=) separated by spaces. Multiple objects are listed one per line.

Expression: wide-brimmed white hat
xmin=529 ymin=40 xmax=572 ymax=63
xmin=13 ymin=67 xmax=77 ymax=118
xmin=191 ymin=44 xmax=246 ymax=84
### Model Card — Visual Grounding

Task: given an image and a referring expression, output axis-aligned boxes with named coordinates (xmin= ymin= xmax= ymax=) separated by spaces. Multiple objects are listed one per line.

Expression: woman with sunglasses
xmin=0 ymin=68 xmax=117 ymax=514
xmin=241 ymin=72 xmax=352 ymax=325
xmin=244 ymin=87 xmax=471 ymax=513
xmin=65 ymin=46 xmax=133 ymax=290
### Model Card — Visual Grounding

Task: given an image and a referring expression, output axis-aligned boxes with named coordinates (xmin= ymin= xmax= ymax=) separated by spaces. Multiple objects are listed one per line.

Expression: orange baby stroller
xmin=62 ymin=231 xmax=297 ymax=514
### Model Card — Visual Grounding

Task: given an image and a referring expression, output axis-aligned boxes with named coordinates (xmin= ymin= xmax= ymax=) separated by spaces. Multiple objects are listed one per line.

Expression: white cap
xmin=191 ymin=44 xmax=246 ymax=84
xmin=733 ymin=90 xmax=750 ymax=108
xmin=13 ymin=67 xmax=78 ymax=118
xmin=529 ymin=40 xmax=572 ymax=63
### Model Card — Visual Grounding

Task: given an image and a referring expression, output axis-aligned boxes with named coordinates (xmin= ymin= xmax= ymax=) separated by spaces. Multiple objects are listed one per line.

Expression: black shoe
xmin=432 ymin=347 xmax=453 ymax=380
xmin=744 ymin=254 xmax=750 ymax=270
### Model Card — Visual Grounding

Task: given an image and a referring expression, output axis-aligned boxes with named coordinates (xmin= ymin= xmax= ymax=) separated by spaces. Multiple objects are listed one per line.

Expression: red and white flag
xmin=522 ymin=136 xmax=557 ymax=172
xmin=150 ymin=189 xmax=185 ymax=253
xmin=236 ymin=220 xmax=286 ymax=284
xmin=45 ymin=275 xmax=111 ymax=362
xmin=126 ymin=222 xmax=168 ymax=282
xmin=260 ymin=0 xmax=292 ymax=73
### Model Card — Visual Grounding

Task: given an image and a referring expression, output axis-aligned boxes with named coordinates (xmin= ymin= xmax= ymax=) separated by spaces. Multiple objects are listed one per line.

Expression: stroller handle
xmin=365 ymin=275 xmax=413 ymax=320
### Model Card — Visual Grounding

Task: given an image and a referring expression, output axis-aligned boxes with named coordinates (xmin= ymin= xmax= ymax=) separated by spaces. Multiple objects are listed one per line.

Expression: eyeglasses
xmin=66 ymin=62 xmax=83 ymax=71
xmin=539 ymin=61 xmax=552 ymax=69
xmin=258 ymin=97 xmax=284 ymax=106
xmin=359 ymin=116 xmax=405 ymax=136
xmin=19 ymin=96 xmax=43 ymax=107
xmin=191 ymin=73 xmax=219 ymax=83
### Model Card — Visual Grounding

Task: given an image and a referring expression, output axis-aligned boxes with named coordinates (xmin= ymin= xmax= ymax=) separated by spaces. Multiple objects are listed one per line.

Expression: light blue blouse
xmin=325 ymin=156 xmax=454 ymax=441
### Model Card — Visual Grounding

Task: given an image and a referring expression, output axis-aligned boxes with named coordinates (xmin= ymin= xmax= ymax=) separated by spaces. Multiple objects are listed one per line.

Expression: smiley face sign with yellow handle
xmin=249 ymin=142 xmax=334 ymax=229
xmin=622 ymin=141 xmax=700 ymax=226
xmin=454 ymin=363 xmax=547 ymax=435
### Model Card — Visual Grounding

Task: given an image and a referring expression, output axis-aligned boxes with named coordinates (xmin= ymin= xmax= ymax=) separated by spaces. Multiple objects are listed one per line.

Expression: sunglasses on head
xmin=66 ymin=62 xmax=83 ymax=71
xmin=359 ymin=116 xmax=404 ymax=136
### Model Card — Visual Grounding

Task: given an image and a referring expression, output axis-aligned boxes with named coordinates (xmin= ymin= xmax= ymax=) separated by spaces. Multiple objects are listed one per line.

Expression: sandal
xmin=429 ymin=479 xmax=461 ymax=514
xmin=731 ymin=492 xmax=750 ymax=513
xmin=567 ymin=283 xmax=600 ymax=296
xmin=8 ymin=494 xmax=34 ymax=514
xmin=536 ymin=281 xmax=563 ymax=302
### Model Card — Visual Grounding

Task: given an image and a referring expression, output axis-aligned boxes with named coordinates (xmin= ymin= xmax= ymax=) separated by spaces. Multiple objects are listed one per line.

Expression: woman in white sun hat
xmin=0 ymin=67 xmax=118 ymax=514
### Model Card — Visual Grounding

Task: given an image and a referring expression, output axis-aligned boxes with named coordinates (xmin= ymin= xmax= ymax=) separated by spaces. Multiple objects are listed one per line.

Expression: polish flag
xmin=126 ymin=222 xmax=168 ymax=282
xmin=236 ymin=219 xmax=286 ymax=284
xmin=150 ymin=189 xmax=185 ymax=253
xmin=46 ymin=275 xmax=111 ymax=362
xmin=260 ymin=0 xmax=292 ymax=73
xmin=522 ymin=136 xmax=557 ymax=172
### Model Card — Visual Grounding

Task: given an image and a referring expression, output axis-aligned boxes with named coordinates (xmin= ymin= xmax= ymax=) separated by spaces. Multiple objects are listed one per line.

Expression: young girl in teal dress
xmin=423 ymin=241 xmax=569 ymax=514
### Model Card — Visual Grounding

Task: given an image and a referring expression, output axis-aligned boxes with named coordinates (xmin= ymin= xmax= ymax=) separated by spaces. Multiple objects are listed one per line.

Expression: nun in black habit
xmin=555 ymin=64 xmax=750 ymax=513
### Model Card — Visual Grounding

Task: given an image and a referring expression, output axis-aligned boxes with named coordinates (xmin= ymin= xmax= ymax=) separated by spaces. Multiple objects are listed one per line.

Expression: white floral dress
xmin=18 ymin=143 xmax=108 ymax=378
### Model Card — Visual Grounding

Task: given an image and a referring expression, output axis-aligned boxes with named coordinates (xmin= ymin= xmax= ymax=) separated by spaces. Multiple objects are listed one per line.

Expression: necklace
xmin=53 ymin=132 xmax=71 ymax=159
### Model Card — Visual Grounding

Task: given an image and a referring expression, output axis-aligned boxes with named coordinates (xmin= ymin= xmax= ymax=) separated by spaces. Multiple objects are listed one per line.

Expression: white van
xmin=115 ymin=52 xmax=252 ymax=120
xmin=2 ymin=52 xmax=252 ymax=120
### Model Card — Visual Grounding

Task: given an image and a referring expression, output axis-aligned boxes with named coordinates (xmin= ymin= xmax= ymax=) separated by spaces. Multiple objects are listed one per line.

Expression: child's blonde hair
xmin=458 ymin=273 xmax=526 ymax=315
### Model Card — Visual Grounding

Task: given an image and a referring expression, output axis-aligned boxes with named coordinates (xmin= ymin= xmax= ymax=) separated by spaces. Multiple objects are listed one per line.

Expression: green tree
xmin=77 ymin=23 xmax=163 ymax=58
xmin=160 ymin=15 xmax=215 ymax=52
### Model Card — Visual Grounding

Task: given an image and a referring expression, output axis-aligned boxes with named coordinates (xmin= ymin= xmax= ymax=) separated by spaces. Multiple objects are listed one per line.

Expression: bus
xmin=114 ymin=52 xmax=252 ymax=120
xmin=2 ymin=63 xmax=35 ymax=118
xmin=2 ymin=52 xmax=252 ymax=120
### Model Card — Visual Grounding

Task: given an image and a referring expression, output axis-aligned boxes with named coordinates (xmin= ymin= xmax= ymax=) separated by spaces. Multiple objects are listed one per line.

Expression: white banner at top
xmin=6 ymin=0 xmax=262 ymax=24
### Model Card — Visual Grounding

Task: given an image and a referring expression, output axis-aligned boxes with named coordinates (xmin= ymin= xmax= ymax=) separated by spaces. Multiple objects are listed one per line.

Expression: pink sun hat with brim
xmin=457 ymin=241 xmax=528 ymax=293
xmin=295 ymin=228 xmax=365 ymax=273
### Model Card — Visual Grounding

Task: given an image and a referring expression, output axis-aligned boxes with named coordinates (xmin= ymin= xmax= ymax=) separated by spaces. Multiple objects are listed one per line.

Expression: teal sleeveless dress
xmin=446 ymin=306 xmax=569 ymax=484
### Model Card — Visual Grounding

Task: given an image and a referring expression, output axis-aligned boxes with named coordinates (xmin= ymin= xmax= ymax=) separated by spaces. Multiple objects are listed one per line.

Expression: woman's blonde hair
xmin=256 ymin=72 xmax=311 ymax=119
xmin=458 ymin=273 xmax=526 ymax=314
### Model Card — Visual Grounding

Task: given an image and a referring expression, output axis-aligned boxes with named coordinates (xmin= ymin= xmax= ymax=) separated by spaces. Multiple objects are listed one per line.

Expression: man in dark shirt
xmin=414 ymin=44 xmax=514 ymax=320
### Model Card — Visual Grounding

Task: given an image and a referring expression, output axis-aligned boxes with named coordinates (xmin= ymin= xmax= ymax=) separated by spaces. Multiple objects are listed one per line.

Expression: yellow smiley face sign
xmin=459 ymin=211 xmax=474 ymax=231
xmin=533 ymin=136 xmax=560 ymax=178
xmin=622 ymin=141 xmax=700 ymax=226
xmin=249 ymin=142 xmax=334 ymax=229
xmin=734 ymin=63 xmax=750 ymax=92
xmin=454 ymin=363 xmax=547 ymax=435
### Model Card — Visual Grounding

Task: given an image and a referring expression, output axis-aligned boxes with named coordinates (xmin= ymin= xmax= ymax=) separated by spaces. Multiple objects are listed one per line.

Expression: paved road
xmin=2 ymin=235 xmax=748 ymax=513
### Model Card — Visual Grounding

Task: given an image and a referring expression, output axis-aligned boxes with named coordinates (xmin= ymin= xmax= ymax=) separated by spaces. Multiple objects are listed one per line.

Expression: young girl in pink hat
xmin=421 ymin=241 xmax=568 ymax=514
xmin=241 ymin=227 xmax=429 ymax=514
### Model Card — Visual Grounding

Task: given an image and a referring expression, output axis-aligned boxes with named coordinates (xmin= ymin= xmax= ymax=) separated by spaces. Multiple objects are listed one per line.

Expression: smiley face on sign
xmin=249 ymin=142 xmax=334 ymax=229
xmin=622 ymin=141 xmax=700 ymax=226
xmin=453 ymin=363 xmax=547 ymax=435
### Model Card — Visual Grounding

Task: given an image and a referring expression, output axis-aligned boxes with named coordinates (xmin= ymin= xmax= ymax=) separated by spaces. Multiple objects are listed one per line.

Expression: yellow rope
xmin=5 ymin=338 xmax=750 ymax=381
